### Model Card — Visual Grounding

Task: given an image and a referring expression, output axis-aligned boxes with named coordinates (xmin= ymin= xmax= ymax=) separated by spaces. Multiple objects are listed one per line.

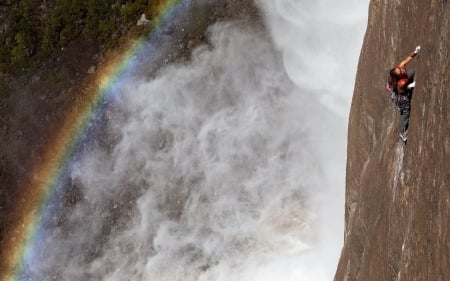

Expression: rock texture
xmin=335 ymin=1 xmax=449 ymax=280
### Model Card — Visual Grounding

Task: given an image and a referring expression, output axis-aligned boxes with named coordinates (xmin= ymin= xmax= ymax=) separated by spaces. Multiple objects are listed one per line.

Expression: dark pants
xmin=399 ymin=107 xmax=409 ymax=133
xmin=397 ymin=68 xmax=415 ymax=133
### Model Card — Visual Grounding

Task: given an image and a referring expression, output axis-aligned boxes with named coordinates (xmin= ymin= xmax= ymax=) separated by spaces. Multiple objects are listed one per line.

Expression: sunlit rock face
xmin=335 ymin=1 xmax=450 ymax=280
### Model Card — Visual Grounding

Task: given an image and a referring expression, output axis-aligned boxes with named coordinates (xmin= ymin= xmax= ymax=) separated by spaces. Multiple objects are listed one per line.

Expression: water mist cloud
xmin=23 ymin=1 xmax=368 ymax=280
xmin=257 ymin=0 xmax=368 ymax=117
xmin=256 ymin=0 xmax=369 ymax=276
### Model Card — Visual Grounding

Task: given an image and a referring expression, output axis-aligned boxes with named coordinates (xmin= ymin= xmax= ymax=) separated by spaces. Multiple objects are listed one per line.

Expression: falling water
xmin=18 ymin=0 xmax=369 ymax=280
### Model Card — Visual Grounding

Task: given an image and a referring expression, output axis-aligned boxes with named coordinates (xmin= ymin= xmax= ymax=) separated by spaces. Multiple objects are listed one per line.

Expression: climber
xmin=385 ymin=45 xmax=421 ymax=142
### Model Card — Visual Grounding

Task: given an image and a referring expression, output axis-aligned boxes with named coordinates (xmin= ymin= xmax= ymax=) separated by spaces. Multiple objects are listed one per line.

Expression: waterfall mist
xmin=24 ymin=1 xmax=368 ymax=280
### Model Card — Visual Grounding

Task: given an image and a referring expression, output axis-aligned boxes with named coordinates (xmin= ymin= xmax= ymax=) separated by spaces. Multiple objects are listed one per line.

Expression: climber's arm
xmin=398 ymin=45 xmax=421 ymax=67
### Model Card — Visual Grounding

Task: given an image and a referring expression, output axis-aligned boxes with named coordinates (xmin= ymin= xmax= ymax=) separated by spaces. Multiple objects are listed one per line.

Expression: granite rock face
xmin=334 ymin=1 xmax=449 ymax=280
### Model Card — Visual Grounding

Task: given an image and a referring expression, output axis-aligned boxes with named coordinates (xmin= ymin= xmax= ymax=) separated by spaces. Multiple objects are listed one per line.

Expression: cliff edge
xmin=335 ymin=1 xmax=449 ymax=280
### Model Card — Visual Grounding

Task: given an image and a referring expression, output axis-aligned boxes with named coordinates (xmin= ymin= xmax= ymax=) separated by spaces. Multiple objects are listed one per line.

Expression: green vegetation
xmin=0 ymin=0 xmax=164 ymax=73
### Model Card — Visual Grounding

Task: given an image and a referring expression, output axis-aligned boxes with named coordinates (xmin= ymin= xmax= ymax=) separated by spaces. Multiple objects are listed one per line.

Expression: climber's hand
xmin=414 ymin=45 xmax=421 ymax=54
xmin=385 ymin=82 xmax=393 ymax=92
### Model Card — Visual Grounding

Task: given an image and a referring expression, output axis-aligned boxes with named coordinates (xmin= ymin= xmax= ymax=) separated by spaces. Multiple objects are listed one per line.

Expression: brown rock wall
xmin=335 ymin=1 xmax=449 ymax=280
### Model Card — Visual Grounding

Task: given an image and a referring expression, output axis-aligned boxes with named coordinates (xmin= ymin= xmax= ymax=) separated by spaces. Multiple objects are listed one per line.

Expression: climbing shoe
xmin=399 ymin=131 xmax=408 ymax=142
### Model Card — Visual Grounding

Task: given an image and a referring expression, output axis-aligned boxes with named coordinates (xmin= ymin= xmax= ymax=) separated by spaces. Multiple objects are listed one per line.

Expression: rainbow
xmin=2 ymin=0 xmax=190 ymax=280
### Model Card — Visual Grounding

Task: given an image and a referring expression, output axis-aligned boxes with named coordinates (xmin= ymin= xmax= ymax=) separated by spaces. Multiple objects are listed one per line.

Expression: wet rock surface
xmin=335 ymin=1 xmax=449 ymax=280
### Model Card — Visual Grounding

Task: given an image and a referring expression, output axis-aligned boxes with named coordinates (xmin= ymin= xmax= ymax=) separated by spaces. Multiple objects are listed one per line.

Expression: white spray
xmin=27 ymin=1 xmax=369 ymax=280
